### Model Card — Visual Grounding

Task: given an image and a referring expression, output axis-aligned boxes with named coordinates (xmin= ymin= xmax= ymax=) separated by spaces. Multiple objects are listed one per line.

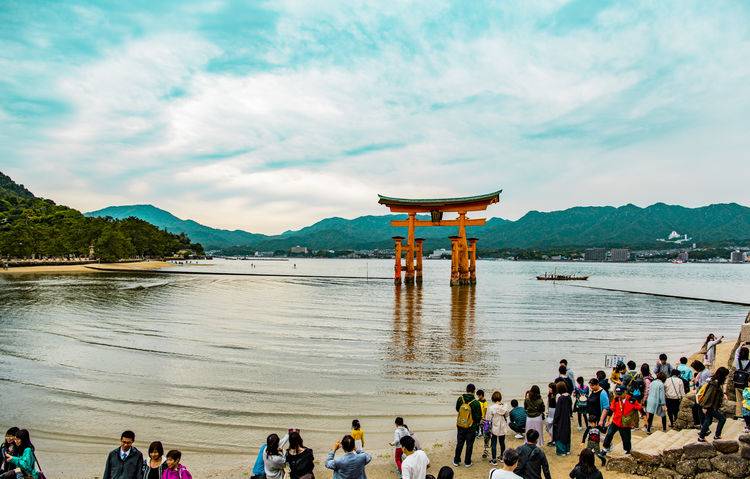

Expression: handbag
xmin=32 ymin=451 xmax=47 ymax=479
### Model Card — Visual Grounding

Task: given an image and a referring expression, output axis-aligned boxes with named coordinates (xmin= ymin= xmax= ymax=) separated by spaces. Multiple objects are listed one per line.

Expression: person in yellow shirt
xmin=351 ymin=419 xmax=365 ymax=451
xmin=477 ymin=390 xmax=490 ymax=459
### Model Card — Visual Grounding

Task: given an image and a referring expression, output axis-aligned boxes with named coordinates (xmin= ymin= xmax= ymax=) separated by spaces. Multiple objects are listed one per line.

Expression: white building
xmin=428 ymin=248 xmax=450 ymax=259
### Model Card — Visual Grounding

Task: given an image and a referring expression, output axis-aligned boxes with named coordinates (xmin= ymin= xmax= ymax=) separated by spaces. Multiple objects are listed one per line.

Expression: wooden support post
xmin=405 ymin=213 xmax=416 ymax=284
xmin=468 ymin=238 xmax=478 ymax=284
xmin=457 ymin=212 xmax=470 ymax=285
xmin=415 ymin=238 xmax=424 ymax=284
xmin=449 ymin=236 xmax=460 ymax=286
xmin=392 ymin=236 xmax=404 ymax=285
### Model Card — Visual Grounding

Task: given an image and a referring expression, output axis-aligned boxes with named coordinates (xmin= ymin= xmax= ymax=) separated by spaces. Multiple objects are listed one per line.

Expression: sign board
xmin=604 ymin=354 xmax=627 ymax=369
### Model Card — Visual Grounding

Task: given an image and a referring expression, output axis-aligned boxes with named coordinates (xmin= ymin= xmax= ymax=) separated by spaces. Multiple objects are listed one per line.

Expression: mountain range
xmin=85 ymin=202 xmax=750 ymax=252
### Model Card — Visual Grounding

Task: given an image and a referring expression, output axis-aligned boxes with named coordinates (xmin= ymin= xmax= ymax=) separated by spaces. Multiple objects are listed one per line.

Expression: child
xmin=390 ymin=417 xmax=411 ymax=473
xmin=164 ymin=450 xmax=193 ymax=479
xmin=582 ymin=415 xmax=606 ymax=467
xmin=573 ymin=377 xmax=590 ymax=432
xmin=476 ymin=390 xmax=490 ymax=458
xmin=351 ymin=419 xmax=365 ymax=451
xmin=0 ymin=427 xmax=18 ymax=477
xmin=742 ymin=386 xmax=750 ymax=433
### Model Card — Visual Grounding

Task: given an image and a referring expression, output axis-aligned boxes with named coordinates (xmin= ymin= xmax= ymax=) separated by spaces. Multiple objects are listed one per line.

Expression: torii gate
xmin=378 ymin=190 xmax=502 ymax=286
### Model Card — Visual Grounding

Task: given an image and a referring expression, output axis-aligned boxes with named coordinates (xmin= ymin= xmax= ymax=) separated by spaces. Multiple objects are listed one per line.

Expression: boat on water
xmin=536 ymin=273 xmax=589 ymax=281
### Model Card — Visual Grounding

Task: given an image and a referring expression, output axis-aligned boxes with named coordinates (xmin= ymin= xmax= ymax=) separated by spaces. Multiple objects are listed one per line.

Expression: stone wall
xmin=608 ymin=434 xmax=750 ymax=478
xmin=673 ymin=393 xmax=736 ymax=431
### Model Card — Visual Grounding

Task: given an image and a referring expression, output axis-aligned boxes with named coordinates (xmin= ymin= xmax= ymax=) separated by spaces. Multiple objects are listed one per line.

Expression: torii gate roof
xmin=378 ymin=189 xmax=502 ymax=212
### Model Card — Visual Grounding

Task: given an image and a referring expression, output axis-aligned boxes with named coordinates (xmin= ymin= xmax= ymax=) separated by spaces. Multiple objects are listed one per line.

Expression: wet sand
xmin=0 ymin=260 xmax=171 ymax=274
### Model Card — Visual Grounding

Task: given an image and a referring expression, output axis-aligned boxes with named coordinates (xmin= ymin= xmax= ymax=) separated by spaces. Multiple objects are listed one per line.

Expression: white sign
xmin=604 ymin=354 xmax=627 ymax=369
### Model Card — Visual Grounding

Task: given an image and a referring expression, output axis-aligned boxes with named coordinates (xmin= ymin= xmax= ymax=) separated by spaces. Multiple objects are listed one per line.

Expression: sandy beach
xmin=0 ymin=260 xmax=171 ymax=274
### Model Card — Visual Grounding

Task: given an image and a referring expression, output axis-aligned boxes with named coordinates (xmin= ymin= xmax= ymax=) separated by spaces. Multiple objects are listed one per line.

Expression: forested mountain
xmin=86 ymin=202 xmax=750 ymax=253
xmin=0 ymin=172 xmax=203 ymax=261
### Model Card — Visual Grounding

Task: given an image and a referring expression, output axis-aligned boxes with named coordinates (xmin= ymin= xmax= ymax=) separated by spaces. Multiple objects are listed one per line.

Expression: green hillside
xmin=0 ymin=172 xmax=203 ymax=261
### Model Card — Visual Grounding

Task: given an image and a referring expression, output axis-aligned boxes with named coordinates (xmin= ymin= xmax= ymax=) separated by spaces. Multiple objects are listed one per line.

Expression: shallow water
xmin=0 ymin=259 xmax=748 ymax=454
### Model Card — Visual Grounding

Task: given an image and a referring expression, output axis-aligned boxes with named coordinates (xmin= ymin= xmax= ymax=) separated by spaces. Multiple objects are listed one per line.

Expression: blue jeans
xmin=699 ymin=407 xmax=726 ymax=438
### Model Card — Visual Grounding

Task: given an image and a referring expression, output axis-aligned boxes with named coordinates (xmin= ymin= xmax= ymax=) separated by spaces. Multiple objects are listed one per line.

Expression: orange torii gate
xmin=378 ymin=190 xmax=502 ymax=286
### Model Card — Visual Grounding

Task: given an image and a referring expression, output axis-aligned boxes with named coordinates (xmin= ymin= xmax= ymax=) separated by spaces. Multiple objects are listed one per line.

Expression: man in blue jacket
xmin=326 ymin=435 xmax=371 ymax=479
xmin=103 ymin=431 xmax=143 ymax=479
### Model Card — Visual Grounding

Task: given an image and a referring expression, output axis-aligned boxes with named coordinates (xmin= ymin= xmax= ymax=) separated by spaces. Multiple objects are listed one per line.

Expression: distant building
xmin=584 ymin=248 xmax=606 ymax=262
xmin=428 ymin=248 xmax=450 ymax=259
xmin=677 ymin=251 xmax=689 ymax=262
xmin=609 ymin=248 xmax=630 ymax=262
xmin=289 ymin=245 xmax=308 ymax=255
xmin=730 ymin=250 xmax=747 ymax=263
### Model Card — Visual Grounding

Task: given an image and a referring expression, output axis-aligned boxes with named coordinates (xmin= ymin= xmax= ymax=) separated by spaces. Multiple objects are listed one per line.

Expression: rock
xmin=697 ymin=457 xmax=713 ymax=471
xmin=651 ymin=467 xmax=680 ymax=479
xmin=741 ymin=445 xmax=750 ymax=460
xmin=720 ymin=400 xmax=736 ymax=416
xmin=710 ymin=453 xmax=750 ymax=478
xmin=606 ymin=455 xmax=637 ymax=475
xmin=632 ymin=448 xmax=662 ymax=464
xmin=663 ymin=446 xmax=685 ymax=467
xmin=740 ymin=323 xmax=750 ymax=342
xmin=695 ymin=472 xmax=730 ymax=479
xmin=714 ymin=440 xmax=740 ymax=454
xmin=675 ymin=459 xmax=698 ymax=476
xmin=684 ymin=441 xmax=718 ymax=459
xmin=739 ymin=433 xmax=750 ymax=445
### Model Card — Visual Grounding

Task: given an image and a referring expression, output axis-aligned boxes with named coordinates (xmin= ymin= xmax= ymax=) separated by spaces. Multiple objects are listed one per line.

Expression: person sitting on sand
xmin=508 ymin=400 xmax=527 ymax=439
xmin=141 ymin=441 xmax=166 ymax=479
xmin=3 ymin=429 xmax=38 ymax=479
xmin=325 ymin=435 xmax=371 ymax=479
xmin=163 ymin=450 xmax=192 ymax=479
xmin=0 ymin=427 xmax=18 ymax=478
xmin=400 ymin=436 xmax=428 ymax=479
xmin=514 ymin=430 xmax=551 ymax=479
xmin=103 ymin=430 xmax=143 ymax=479
xmin=286 ymin=431 xmax=314 ymax=479
xmin=568 ymin=449 xmax=603 ymax=479
xmin=489 ymin=448 xmax=522 ymax=479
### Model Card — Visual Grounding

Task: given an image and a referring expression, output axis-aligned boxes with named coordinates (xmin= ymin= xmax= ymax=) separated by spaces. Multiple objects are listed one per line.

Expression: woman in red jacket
xmin=599 ymin=385 xmax=643 ymax=455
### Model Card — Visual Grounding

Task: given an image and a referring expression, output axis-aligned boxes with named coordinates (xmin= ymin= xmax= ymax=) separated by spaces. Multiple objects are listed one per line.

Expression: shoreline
xmin=0 ymin=260 xmax=172 ymax=274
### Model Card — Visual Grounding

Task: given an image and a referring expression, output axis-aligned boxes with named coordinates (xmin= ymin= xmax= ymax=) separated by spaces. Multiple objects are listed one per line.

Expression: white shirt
xmin=664 ymin=376 xmax=685 ymax=399
xmin=393 ymin=426 xmax=410 ymax=447
xmin=120 ymin=448 xmax=131 ymax=460
xmin=401 ymin=450 xmax=429 ymax=479
xmin=490 ymin=469 xmax=523 ymax=479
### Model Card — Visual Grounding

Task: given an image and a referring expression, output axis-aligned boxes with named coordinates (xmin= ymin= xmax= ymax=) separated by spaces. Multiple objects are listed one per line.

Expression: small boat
xmin=536 ymin=273 xmax=589 ymax=281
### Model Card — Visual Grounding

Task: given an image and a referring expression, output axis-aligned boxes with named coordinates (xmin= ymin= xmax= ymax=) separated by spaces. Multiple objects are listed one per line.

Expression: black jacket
xmin=569 ymin=465 xmax=603 ymax=479
xmin=287 ymin=448 xmax=315 ymax=479
xmin=515 ymin=444 xmax=551 ymax=479
xmin=104 ymin=447 xmax=144 ymax=479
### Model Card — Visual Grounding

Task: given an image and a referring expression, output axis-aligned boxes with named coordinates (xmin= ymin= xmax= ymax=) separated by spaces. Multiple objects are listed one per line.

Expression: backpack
xmin=733 ymin=361 xmax=750 ymax=389
xmin=696 ymin=382 xmax=710 ymax=406
xmin=457 ymin=396 xmax=476 ymax=429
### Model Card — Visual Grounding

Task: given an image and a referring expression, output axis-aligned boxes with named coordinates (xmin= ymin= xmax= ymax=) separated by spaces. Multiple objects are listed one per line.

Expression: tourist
xmin=351 ymin=420 xmax=365 ymax=451
xmin=690 ymin=359 xmax=712 ymax=427
xmin=664 ymin=369 xmax=686 ymax=427
xmin=103 ymin=430 xmax=143 ymax=479
xmin=141 ymin=441 xmax=166 ymax=479
xmin=514 ymin=430 xmax=551 ymax=479
xmin=703 ymin=334 xmax=724 ymax=367
xmin=555 ymin=366 xmax=574 ymax=397
xmin=600 ymin=385 xmax=643 ymax=455
xmin=645 ymin=372 xmax=667 ymax=433
xmin=731 ymin=346 xmax=750 ymax=419
xmin=3 ymin=429 xmax=38 ymax=479
xmin=609 ymin=362 xmax=625 ymax=387
xmin=251 ymin=442 xmax=268 ymax=479
xmin=436 ymin=466 xmax=453 ymax=479
xmin=595 ymin=371 xmax=610 ymax=395
xmin=485 ymin=391 xmax=510 ymax=465
xmin=585 ymin=378 xmax=610 ymax=425
xmin=452 ymin=384 xmax=481 ymax=467
xmin=639 ymin=363 xmax=654 ymax=405
xmin=0 ymin=427 xmax=18 ymax=477
xmin=553 ymin=381 xmax=573 ymax=456
xmin=264 ymin=433 xmax=290 ymax=479
xmin=581 ymin=414 xmax=605 ymax=467
xmin=568 ymin=449 xmax=603 ymax=479
xmin=392 ymin=417 xmax=411 ymax=472
xmin=400 ymin=436 xmax=428 ymax=479
xmin=476 ymin=390 xmax=491 ymax=458
xmin=697 ymin=366 xmax=730 ymax=442
xmin=163 ymin=450 xmax=192 ymax=479
xmin=489 ymin=449 xmax=522 ymax=479
xmin=654 ymin=354 xmax=673 ymax=377
xmin=573 ymin=377 xmax=589 ymax=431
xmin=560 ymin=359 xmax=576 ymax=385
xmin=544 ymin=383 xmax=558 ymax=445
xmin=523 ymin=386 xmax=545 ymax=445
xmin=676 ymin=357 xmax=693 ymax=391
xmin=742 ymin=384 xmax=750 ymax=433
xmin=508 ymin=400 xmax=527 ymax=439
xmin=286 ymin=431 xmax=314 ymax=479
xmin=325 ymin=435 xmax=371 ymax=479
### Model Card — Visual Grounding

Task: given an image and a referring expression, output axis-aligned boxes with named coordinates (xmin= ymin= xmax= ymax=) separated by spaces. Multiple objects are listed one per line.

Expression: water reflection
xmin=449 ymin=285 xmax=476 ymax=366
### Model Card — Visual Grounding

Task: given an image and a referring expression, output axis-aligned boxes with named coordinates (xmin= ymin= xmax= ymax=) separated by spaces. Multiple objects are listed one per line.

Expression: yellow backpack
xmin=457 ymin=397 xmax=476 ymax=429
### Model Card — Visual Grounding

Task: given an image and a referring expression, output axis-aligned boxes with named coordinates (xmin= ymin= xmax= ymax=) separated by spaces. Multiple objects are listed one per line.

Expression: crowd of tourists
xmin=5 ymin=335 xmax=750 ymax=479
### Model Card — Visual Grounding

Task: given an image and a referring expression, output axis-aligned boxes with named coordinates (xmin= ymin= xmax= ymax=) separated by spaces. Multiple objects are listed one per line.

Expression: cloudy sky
xmin=1 ymin=1 xmax=749 ymax=234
